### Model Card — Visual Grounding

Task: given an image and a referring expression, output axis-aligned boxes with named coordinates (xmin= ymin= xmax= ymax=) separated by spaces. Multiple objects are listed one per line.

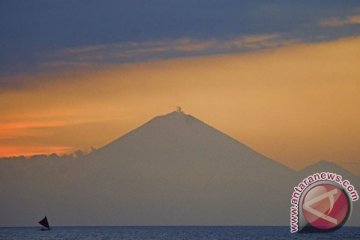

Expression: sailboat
xmin=38 ymin=216 xmax=51 ymax=231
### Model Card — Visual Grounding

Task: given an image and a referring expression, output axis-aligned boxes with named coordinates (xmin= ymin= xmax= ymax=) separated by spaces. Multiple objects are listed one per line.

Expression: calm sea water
xmin=0 ymin=226 xmax=359 ymax=240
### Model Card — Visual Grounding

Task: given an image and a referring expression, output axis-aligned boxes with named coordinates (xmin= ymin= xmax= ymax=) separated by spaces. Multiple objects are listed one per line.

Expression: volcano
xmin=0 ymin=111 xmax=358 ymax=226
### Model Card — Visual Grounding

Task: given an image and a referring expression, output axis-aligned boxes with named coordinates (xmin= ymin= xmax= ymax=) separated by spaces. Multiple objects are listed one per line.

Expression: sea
xmin=0 ymin=226 xmax=359 ymax=240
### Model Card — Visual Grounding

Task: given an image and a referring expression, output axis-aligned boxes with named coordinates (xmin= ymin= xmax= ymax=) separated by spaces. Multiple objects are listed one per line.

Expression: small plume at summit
xmin=176 ymin=106 xmax=183 ymax=113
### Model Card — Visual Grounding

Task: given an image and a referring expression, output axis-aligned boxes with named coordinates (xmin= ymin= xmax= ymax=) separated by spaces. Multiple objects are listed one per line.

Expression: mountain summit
xmin=0 ymin=111 xmax=359 ymax=226
xmin=96 ymin=110 xmax=290 ymax=171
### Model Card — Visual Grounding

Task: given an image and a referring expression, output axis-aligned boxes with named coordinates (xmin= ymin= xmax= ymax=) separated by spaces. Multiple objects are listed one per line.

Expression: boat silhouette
xmin=38 ymin=216 xmax=50 ymax=231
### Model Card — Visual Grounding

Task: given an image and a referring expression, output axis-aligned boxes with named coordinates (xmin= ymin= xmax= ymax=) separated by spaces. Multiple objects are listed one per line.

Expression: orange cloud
xmin=0 ymin=121 xmax=65 ymax=131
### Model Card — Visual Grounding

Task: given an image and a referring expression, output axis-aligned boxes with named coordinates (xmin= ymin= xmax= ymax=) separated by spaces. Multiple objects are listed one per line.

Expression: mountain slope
xmin=0 ymin=111 xmax=358 ymax=227
xmin=81 ymin=110 xmax=296 ymax=225
xmin=92 ymin=111 xmax=293 ymax=186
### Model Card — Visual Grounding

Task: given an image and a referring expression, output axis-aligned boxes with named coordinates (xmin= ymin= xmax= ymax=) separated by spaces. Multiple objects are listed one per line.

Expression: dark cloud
xmin=1 ymin=0 xmax=360 ymax=79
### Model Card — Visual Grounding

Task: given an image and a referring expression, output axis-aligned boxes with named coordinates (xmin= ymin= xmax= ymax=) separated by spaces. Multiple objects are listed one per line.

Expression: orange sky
xmin=1 ymin=36 xmax=359 ymax=174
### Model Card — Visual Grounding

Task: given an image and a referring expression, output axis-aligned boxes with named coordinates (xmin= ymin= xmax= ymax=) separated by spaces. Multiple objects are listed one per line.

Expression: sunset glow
xmin=1 ymin=36 xmax=359 ymax=173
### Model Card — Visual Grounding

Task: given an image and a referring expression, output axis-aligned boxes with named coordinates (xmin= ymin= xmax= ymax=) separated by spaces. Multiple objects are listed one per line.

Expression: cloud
xmin=0 ymin=117 xmax=127 ymax=157
xmin=2 ymin=1 xmax=360 ymax=76
xmin=48 ymin=34 xmax=289 ymax=69
xmin=0 ymin=145 xmax=74 ymax=158
xmin=319 ymin=15 xmax=360 ymax=27
xmin=0 ymin=121 xmax=66 ymax=131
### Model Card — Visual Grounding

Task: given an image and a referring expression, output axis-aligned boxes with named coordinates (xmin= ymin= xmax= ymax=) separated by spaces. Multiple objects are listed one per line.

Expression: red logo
xmin=301 ymin=183 xmax=351 ymax=231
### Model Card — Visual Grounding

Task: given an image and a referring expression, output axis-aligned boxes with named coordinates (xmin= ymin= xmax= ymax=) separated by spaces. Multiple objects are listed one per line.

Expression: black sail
xmin=38 ymin=216 xmax=50 ymax=230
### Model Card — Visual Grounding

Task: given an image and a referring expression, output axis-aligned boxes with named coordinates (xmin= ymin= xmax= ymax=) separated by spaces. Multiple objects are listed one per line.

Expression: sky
xmin=1 ymin=1 xmax=360 ymax=174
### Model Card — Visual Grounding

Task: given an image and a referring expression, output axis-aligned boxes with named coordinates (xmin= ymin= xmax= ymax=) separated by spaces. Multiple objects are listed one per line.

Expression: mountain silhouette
xmin=0 ymin=111 xmax=359 ymax=226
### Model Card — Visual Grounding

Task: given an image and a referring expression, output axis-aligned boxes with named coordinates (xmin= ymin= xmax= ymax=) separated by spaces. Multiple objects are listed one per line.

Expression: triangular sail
xmin=38 ymin=216 xmax=50 ymax=230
